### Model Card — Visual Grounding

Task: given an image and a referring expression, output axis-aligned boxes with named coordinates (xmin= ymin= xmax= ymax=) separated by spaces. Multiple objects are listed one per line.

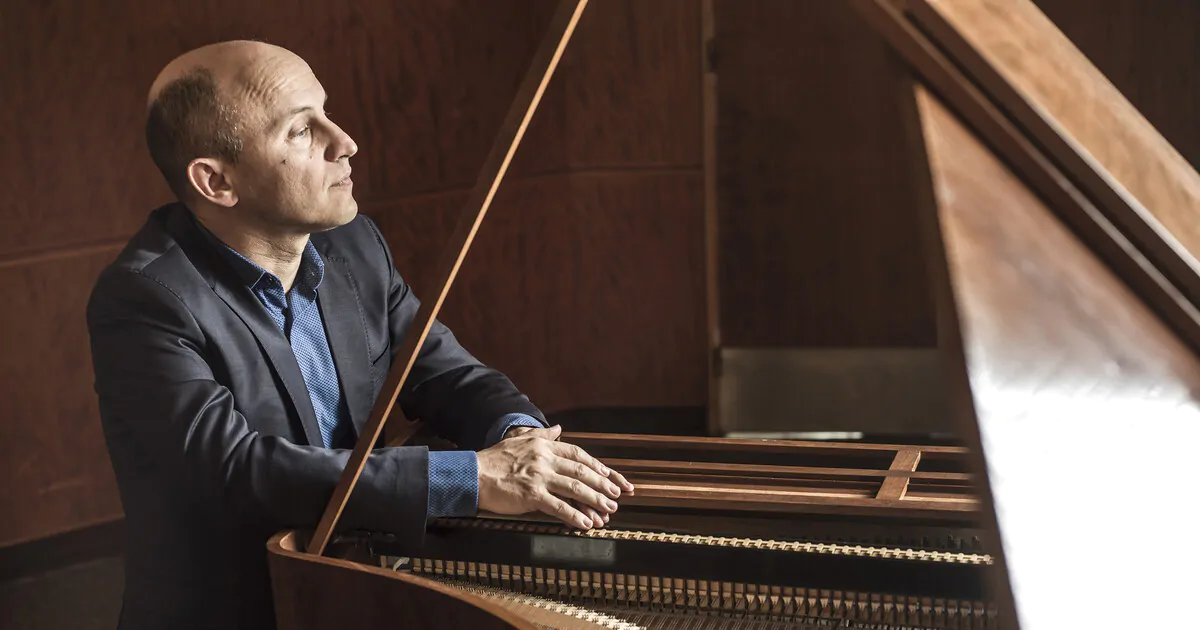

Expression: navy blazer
xmin=86 ymin=203 xmax=545 ymax=629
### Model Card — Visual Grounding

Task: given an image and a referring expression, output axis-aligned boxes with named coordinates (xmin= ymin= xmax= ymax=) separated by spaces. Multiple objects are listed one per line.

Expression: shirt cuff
xmin=483 ymin=413 xmax=546 ymax=448
xmin=427 ymin=450 xmax=479 ymax=518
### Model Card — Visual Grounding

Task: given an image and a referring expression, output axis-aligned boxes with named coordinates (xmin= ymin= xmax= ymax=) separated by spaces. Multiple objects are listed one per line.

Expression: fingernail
xmin=577 ymin=515 xmax=592 ymax=529
xmin=600 ymin=464 xmax=610 ymax=475
xmin=606 ymin=499 xmax=618 ymax=511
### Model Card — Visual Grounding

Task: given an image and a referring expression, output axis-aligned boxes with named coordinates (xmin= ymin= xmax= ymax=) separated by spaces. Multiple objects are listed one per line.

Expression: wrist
xmin=476 ymin=449 xmax=496 ymax=512
xmin=486 ymin=413 xmax=544 ymax=447
xmin=503 ymin=426 xmax=534 ymax=440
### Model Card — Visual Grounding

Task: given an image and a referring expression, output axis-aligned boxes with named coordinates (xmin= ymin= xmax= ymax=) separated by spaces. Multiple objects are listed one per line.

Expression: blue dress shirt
xmin=204 ymin=230 xmax=541 ymax=517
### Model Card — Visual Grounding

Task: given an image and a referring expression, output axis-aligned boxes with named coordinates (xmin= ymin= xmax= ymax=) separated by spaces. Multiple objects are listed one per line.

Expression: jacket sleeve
xmin=362 ymin=217 xmax=547 ymax=451
xmin=87 ymin=267 xmax=430 ymax=542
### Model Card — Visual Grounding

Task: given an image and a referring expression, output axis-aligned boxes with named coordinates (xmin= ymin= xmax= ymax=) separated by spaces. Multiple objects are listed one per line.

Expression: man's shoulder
xmin=101 ymin=203 xmax=192 ymax=276
xmin=89 ymin=203 xmax=208 ymax=312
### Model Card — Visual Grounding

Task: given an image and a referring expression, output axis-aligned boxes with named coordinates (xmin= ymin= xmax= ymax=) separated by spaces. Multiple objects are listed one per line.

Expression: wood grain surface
xmin=369 ymin=171 xmax=707 ymax=414
xmin=851 ymin=0 xmax=1200 ymax=358
xmin=920 ymin=0 xmax=1200 ymax=293
xmin=600 ymin=458 xmax=971 ymax=483
xmin=565 ymin=431 xmax=967 ymax=457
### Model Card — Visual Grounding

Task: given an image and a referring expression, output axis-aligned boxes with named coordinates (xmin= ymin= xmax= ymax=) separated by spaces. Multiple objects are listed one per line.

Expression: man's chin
xmin=312 ymin=200 xmax=359 ymax=232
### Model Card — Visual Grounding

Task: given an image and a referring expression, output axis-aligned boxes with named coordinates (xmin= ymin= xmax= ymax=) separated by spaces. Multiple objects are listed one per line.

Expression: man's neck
xmin=195 ymin=213 xmax=309 ymax=292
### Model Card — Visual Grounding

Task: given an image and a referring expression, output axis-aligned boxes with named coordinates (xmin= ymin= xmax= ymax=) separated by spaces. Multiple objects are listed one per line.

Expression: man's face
xmin=227 ymin=53 xmax=358 ymax=234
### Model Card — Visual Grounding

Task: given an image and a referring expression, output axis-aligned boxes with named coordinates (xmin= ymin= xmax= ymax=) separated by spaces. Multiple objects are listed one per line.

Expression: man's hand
xmin=478 ymin=424 xmax=635 ymax=530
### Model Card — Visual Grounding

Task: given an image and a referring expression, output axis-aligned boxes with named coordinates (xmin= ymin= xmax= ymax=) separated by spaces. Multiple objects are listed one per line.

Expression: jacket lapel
xmin=315 ymin=252 xmax=372 ymax=440
xmin=166 ymin=205 xmax=325 ymax=447
xmin=211 ymin=282 xmax=325 ymax=447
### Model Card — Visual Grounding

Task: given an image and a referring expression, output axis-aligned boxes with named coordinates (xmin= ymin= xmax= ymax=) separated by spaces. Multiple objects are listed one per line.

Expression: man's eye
xmin=291 ymin=126 xmax=310 ymax=139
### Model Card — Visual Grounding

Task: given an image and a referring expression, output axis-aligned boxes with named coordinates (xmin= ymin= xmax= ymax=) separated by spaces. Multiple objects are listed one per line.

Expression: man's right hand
xmin=477 ymin=424 xmax=632 ymax=530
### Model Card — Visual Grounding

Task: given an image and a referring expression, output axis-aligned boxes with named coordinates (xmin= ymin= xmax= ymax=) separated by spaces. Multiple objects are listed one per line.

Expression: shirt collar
xmin=196 ymin=219 xmax=324 ymax=294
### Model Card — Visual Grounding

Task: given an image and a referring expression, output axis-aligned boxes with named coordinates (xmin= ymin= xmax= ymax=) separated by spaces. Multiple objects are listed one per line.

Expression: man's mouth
xmin=332 ymin=169 xmax=353 ymax=187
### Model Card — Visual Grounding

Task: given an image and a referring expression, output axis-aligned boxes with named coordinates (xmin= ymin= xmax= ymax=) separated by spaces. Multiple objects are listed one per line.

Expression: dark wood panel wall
xmin=0 ymin=0 xmax=706 ymax=548
xmin=368 ymin=0 xmax=708 ymax=414
xmin=712 ymin=0 xmax=938 ymax=349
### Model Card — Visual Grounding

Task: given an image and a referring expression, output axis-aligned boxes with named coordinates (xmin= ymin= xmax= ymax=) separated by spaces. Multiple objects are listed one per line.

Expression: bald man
xmin=86 ymin=41 xmax=632 ymax=629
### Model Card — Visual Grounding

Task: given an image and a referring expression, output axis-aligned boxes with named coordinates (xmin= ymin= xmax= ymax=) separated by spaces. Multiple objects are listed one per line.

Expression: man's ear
xmin=186 ymin=158 xmax=239 ymax=207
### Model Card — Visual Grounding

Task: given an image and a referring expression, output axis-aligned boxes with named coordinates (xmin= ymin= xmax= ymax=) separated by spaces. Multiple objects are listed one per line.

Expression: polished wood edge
xmin=268 ymin=531 xmax=539 ymax=630
xmin=307 ymin=0 xmax=591 ymax=555
xmin=907 ymin=0 xmax=1200 ymax=312
xmin=562 ymin=431 xmax=969 ymax=456
xmin=601 ymin=457 xmax=972 ymax=482
xmin=617 ymin=488 xmax=977 ymax=515
xmin=620 ymin=471 xmax=970 ymax=495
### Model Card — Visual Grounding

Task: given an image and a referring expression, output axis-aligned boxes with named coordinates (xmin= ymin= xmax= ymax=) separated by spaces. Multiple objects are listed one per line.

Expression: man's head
xmin=145 ymin=41 xmax=358 ymax=234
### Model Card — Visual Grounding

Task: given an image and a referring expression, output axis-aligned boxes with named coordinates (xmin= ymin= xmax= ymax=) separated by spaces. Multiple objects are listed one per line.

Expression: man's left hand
xmin=498 ymin=424 xmax=635 ymax=528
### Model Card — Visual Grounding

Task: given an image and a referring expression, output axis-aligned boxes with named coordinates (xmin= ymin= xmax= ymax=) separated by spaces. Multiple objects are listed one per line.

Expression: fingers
xmin=551 ymin=441 xmax=613 ymax=483
xmin=552 ymin=458 xmax=621 ymax=500
xmin=549 ymin=440 xmax=635 ymax=496
xmin=606 ymin=467 xmax=635 ymax=495
xmin=547 ymin=473 xmax=619 ymax=518
xmin=538 ymin=493 xmax=594 ymax=530
xmin=575 ymin=501 xmax=608 ymax=529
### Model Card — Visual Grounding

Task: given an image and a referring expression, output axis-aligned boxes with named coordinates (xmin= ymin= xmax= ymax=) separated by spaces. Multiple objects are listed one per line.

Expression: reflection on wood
xmin=919 ymin=88 xmax=1200 ymax=630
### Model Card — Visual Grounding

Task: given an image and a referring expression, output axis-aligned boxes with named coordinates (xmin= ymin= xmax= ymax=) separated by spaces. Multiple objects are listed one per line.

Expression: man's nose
xmin=328 ymin=123 xmax=358 ymax=161
xmin=339 ymin=133 xmax=358 ymax=160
